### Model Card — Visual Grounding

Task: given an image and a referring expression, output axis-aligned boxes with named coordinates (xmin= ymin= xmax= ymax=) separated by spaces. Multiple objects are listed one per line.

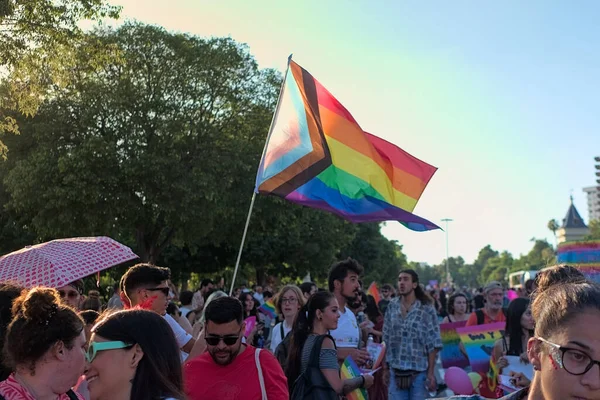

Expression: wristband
xmin=360 ymin=375 xmax=365 ymax=388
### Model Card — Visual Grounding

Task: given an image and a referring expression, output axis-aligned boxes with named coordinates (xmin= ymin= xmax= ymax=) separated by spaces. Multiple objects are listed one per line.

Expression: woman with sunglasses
xmin=84 ymin=309 xmax=185 ymax=400
xmin=0 ymin=287 xmax=87 ymax=399
xmin=443 ymin=264 xmax=600 ymax=400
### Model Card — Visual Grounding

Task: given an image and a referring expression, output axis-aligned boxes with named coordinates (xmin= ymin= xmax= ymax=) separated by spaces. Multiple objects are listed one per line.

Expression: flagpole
xmin=228 ymin=54 xmax=293 ymax=296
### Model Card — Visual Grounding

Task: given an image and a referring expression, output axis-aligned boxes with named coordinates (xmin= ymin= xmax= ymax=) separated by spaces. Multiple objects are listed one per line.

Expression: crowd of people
xmin=0 ymin=260 xmax=599 ymax=400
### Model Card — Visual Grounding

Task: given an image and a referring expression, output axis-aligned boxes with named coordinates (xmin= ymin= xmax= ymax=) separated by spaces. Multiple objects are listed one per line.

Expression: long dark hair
xmin=399 ymin=269 xmax=432 ymax=305
xmin=93 ymin=309 xmax=185 ymax=400
xmin=505 ymin=297 xmax=532 ymax=355
xmin=364 ymin=295 xmax=382 ymax=323
xmin=238 ymin=292 xmax=257 ymax=319
xmin=285 ymin=291 xmax=335 ymax=388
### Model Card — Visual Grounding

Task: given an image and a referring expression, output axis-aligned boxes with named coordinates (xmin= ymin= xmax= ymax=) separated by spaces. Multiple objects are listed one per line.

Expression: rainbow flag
xmin=258 ymin=299 xmax=277 ymax=319
xmin=254 ymin=58 xmax=439 ymax=231
xmin=366 ymin=282 xmax=381 ymax=304
xmin=340 ymin=356 xmax=367 ymax=400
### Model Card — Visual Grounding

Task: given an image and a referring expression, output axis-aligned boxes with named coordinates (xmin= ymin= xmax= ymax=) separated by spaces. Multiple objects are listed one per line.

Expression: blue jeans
xmin=388 ymin=371 xmax=428 ymax=400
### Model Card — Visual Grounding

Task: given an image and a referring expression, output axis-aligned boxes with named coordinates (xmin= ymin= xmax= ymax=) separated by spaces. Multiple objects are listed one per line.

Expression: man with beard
xmin=383 ymin=269 xmax=442 ymax=399
xmin=466 ymin=281 xmax=507 ymax=326
xmin=328 ymin=258 xmax=370 ymax=365
xmin=183 ymin=296 xmax=288 ymax=400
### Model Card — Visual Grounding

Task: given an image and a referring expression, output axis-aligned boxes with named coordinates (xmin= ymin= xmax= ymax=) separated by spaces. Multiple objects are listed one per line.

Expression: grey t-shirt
xmin=301 ymin=335 xmax=338 ymax=373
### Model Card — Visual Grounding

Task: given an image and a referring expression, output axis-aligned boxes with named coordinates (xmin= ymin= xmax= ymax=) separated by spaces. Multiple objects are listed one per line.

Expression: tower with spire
xmin=556 ymin=196 xmax=590 ymax=244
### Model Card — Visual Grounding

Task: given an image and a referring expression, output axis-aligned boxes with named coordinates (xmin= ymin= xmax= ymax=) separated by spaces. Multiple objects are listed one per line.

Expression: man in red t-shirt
xmin=184 ymin=296 xmax=288 ymax=400
xmin=466 ymin=281 xmax=507 ymax=326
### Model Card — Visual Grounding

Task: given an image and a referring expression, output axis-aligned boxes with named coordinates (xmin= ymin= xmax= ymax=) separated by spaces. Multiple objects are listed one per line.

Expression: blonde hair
xmin=274 ymin=285 xmax=305 ymax=315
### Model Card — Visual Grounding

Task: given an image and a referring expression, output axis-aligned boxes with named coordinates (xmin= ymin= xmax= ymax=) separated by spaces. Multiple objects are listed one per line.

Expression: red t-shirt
xmin=466 ymin=308 xmax=506 ymax=326
xmin=184 ymin=345 xmax=288 ymax=400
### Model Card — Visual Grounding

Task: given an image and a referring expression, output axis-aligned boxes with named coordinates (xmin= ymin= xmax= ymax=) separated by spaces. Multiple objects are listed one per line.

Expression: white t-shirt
xmin=329 ymin=306 xmax=360 ymax=348
xmin=163 ymin=314 xmax=192 ymax=361
xmin=269 ymin=321 xmax=292 ymax=353
xmin=253 ymin=292 xmax=264 ymax=305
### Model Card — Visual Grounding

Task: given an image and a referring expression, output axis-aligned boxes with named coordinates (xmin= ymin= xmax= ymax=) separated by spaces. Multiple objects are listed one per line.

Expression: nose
xmin=580 ymin=362 xmax=600 ymax=390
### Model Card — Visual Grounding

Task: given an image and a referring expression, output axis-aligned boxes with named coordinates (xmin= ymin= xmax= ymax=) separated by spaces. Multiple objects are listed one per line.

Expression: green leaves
xmin=0 ymin=0 xmax=121 ymax=158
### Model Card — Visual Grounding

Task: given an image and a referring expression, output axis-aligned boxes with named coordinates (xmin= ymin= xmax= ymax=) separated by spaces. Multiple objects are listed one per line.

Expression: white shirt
xmin=253 ymin=292 xmax=264 ymax=305
xmin=330 ymin=306 xmax=360 ymax=348
xmin=163 ymin=314 xmax=192 ymax=361
xmin=269 ymin=321 xmax=292 ymax=353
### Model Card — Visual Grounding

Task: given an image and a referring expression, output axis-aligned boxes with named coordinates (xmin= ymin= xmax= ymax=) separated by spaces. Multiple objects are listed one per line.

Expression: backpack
xmin=274 ymin=323 xmax=291 ymax=367
xmin=290 ymin=334 xmax=338 ymax=400
xmin=475 ymin=308 xmax=508 ymax=325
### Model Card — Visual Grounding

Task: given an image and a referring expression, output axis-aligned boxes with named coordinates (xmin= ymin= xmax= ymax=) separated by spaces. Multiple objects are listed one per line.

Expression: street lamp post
xmin=441 ymin=218 xmax=453 ymax=285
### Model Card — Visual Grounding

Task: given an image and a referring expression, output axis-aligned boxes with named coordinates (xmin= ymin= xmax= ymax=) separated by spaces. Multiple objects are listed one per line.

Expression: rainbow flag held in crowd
xmin=254 ymin=58 xmax=439 ymax=231
xmin=258 ymin=299 xmax=277 ymax=319
xmin=366 ymin=282 xmax=381 ymax=304
xmin=341 ymin=356 xmax=368 ymax=400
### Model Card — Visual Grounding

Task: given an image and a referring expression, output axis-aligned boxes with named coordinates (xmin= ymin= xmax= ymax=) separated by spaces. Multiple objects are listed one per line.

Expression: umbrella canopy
xmin=0 ymin=236 xmax=139 ymax=288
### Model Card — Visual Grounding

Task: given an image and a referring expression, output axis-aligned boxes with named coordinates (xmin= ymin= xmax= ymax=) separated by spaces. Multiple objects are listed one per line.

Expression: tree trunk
xmin=255 ymin=266 xmax=265 ymax=287
xmin=135 ymin=224 xmax=176 ymax=265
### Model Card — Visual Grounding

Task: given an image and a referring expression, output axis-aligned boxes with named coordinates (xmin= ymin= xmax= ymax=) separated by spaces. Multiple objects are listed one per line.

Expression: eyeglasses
xmin=86 ymin=341 xmax=133 ymax=363
xmin=59 ymin=290 xmax=79 ymax=299
xmin=537 ymin=337 xmax=600 ymax=375
xmin=282 ymin=297 xmax=298 ymax=304
xmin=205 ymin=329 xmax=242 ymax=346
xmin=145 ymin=287 xmax=170 ymax=297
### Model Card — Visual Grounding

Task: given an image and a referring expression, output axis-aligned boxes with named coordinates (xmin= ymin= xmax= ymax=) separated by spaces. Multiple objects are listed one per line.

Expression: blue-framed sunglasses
xmin=86 ymin=341 xmax=134 ymax=363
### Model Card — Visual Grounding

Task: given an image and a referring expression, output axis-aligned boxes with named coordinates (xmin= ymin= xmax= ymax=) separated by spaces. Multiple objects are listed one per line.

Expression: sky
xmin=106 ymin=0 xmax=599 ymax=265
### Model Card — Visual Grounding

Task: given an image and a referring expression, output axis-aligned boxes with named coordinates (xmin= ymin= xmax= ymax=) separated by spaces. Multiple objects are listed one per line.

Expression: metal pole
xmin=228 ymin=56 xmax=293 ymax=295
xmin=441 ymin=218 xmax=453 ymax=285
xmin=229 ymin=193 xmax=257 ymax=296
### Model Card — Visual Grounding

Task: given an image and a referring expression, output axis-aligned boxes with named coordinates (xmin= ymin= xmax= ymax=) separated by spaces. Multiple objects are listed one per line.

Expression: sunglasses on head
xmin=59 ymin=290 xmax=79 ymax=299
xmin=145 ymin=287 xmax=170 ymax=296
xmin=204 ymin=329 xmax=242 ymax=346
xmin=86 ymin=341 xmax=133 ymax=363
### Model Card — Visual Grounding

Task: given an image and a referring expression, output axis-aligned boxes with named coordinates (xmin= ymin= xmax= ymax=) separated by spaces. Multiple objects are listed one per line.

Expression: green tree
xmin=2 ymin=23 xmax=279 ymax=263
xmin=0 ymin=0 xmax=121 ymax=158
xmin=481 ymin=251 xmax=514 ymax=284
xmin=547 ymin=219 xmax=559 ymax=245
xmin=586 ymin=219 xmax=600 ymax=240
xmin=338 ymin=223 xmax=408 ymax=285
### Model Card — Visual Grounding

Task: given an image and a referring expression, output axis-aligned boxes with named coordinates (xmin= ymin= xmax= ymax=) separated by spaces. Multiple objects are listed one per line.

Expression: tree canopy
xmin=0 ymin=0 xmax=121 ymax=158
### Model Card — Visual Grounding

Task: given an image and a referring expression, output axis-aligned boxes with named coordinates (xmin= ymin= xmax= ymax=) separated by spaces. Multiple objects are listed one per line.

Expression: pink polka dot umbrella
xmin=0 ymin=236 xmax=139 ymax=288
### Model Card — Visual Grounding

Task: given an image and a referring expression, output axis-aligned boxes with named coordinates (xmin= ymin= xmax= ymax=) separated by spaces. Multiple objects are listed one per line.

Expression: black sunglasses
xmin=145 ymin=287 xmax=170 ymax=296
xmin=205 ymin=329 xmax=242 ymax=346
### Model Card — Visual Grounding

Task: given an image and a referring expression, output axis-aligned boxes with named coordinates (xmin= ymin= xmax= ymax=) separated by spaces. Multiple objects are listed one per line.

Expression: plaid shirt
xmin=383 ymin=298 xmax=442 ymax=372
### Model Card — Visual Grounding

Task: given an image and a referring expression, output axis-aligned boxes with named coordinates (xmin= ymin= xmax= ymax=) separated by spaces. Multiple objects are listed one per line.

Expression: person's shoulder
xmin=465 ymin=312 xmax=478 ymax=326
xmin=183 ymin=352 xmax=211 ymax=371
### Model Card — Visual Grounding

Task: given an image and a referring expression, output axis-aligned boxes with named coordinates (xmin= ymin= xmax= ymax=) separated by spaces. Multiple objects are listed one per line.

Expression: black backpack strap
xmin=66 ymin=389 xmax=79 ymax=400
xmin=308 ymin=334 xmax=334 ymax=368
xmin=280 ymin=323 xmax=285 ymax=340
xmin=476 ymin=309 xmax=484 ymax=325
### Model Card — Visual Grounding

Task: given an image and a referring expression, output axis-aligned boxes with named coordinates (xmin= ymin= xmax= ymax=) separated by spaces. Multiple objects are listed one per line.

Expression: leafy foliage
xmin=0 ymin=0 xmax=121 ymax=158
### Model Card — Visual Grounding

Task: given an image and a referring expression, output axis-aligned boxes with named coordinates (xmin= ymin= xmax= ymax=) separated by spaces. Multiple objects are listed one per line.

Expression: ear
xmin=316 ymin=309 xmax=323 ymax=320
xmin=130 ymin=344 xmax=144 ymax=369
xmin=53 ymin=341 xmax=67 ymax=361
xmin=413 ymin=282 xmax=418 ymax=290
xmin=240 ymin=321 xmax=246 ymax=333
xmin=334 ymin=279 xmax=341 ymax=291
xmin=527 ymin=337 xmax=542 ymax=371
